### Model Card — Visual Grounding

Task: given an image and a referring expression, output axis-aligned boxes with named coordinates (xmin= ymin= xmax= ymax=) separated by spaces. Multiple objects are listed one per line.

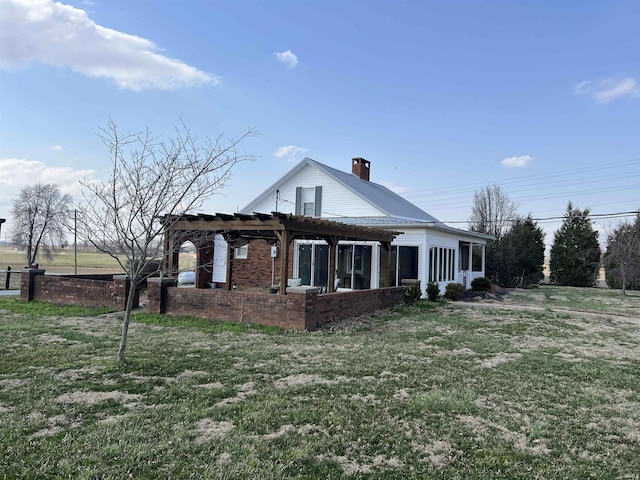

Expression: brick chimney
xmin=352 ymin=157 xmax=371 ymax=181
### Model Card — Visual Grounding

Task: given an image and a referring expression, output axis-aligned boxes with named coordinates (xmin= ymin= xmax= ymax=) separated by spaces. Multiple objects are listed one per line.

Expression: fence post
xmin=4 ymin=266 xmax=10 ymax=290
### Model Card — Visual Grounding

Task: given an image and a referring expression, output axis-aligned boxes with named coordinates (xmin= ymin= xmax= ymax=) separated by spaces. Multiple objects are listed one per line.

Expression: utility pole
xmin=74 ymin=210 xmax=78 ymax=275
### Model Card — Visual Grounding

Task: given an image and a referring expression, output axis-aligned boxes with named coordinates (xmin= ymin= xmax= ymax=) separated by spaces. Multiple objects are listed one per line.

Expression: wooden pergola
xmin=163 ymin=212 xmax=400 ymax=294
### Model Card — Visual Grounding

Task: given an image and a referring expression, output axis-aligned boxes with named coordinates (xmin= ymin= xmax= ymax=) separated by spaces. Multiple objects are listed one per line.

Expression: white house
xmin=230 ymin=157 xmax=492 ymax=294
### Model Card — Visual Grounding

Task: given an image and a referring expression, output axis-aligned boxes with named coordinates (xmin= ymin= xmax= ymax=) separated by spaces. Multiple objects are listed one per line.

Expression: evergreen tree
xmin=603 ymin=215 xmax=640 ymax=293
xmin=550 ymin=203 xmax=601 ymax=286
xmin=494 ymin=216 xmax=545 ymax=287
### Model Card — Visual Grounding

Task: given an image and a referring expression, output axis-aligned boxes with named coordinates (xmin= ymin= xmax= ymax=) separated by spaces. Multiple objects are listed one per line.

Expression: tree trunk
xmin=117 ymin=279 xmax=138 ymax=361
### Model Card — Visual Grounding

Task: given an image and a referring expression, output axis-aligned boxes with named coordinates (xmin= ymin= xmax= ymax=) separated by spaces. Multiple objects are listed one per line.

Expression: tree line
xmin=469 ymin=184 xmax=639 ymax=293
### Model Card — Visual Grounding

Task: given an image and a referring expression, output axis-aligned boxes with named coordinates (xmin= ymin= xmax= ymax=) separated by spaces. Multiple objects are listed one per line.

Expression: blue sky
xmin=1 ymin=0 xmax=638 ymax=246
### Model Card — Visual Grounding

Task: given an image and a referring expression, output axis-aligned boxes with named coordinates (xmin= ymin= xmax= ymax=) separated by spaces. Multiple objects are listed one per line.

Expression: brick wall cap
xmin=148 ymin=277 xmax=178 ymax=286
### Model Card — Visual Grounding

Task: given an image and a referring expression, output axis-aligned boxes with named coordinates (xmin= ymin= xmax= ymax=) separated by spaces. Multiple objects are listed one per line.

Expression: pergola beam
xmin=162 ymin=212 xmax=400 ymax=295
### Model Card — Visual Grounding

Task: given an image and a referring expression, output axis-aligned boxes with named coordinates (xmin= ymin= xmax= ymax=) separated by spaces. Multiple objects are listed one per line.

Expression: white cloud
xmin=0 ymin=158 xmax=97 ymax=209
xmin=501 ymin=155 xmax=534 ymax=168
xmin=574 ymin=77 xmax=639 ymax=103
xmin=275 ymin=50 xmax=299 ymax=69
xmin=0 ymin=0 xmax=217 ymax=91
xmin=273 ymin=145 xmax=306 ymax=159
xmin=379 ymin=181 xmax=410 ymax=195
xmin=50 ymin=145 xmax=63 ymax=152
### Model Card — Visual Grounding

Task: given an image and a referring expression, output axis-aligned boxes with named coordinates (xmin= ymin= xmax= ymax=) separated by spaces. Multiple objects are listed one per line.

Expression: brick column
xmin=147 ymin=277 xmax=178 ymax=314
xmin=113 ymin=275 xmax=140 ymax=311
xmin=20 ymin=268 xmax=45 ymax=301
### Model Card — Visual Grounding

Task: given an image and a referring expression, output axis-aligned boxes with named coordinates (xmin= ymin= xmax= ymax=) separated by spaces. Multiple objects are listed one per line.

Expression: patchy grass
xmin=132 ymin=312 xmax=283 ymax=335
xmin=503 ymin=285 xmax=640 ymax=317
xmin=0 ymin=298 xmax=114 ymax=317
xmin=0 ymin=287 xmax=639 ymax=478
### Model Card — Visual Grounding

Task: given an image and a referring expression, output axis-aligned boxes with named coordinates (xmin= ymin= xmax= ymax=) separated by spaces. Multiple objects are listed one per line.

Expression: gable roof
xmin=240 ymin=157 xmax=492 ymax=241
xmin=241 ymin=157 xmax=440 ymax=223
xmin=307 ymin=158 xmax=442 ymax=223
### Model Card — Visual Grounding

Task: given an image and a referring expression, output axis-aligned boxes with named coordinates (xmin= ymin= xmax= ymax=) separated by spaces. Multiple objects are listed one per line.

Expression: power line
xmin=404 ymin=157 xmax=640 ymax=197
xmin=436 ymin=210 xmax=639 ymax=225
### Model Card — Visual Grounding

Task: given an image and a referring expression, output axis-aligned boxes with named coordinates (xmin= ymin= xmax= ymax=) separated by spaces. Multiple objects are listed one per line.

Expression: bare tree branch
xmin=76 ymin=119 xmax=255 ymax=361
xmin=468 ymin=184 xmax=519 ymax=239
xmin=11 ymin=184 xmax=72 ymax=266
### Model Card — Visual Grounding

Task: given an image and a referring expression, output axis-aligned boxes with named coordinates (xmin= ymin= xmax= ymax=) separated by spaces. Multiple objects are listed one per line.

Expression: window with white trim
xmin=379 ymin=245 xmax=419 ymax=287
xmin=295 ymin=186 xmax=323 ymax=217
xmin=429 ymin=247 xmax=456 ymax=282
xmin=234 ymin=245 xmax=248 ymax=259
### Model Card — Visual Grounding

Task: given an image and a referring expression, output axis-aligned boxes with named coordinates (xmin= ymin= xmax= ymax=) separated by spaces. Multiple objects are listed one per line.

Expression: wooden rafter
xmin=162 ymin=212 xmax=401 ymax=294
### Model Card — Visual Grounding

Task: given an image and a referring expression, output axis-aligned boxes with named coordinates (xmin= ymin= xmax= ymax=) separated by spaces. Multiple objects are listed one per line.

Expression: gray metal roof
xmin=333 ymin=216 xmax=494 ymax=241
xmin=240 ymin=157 xmax=492 ymax=241
xmin=304 ymin=158 xmax=441 ymax=223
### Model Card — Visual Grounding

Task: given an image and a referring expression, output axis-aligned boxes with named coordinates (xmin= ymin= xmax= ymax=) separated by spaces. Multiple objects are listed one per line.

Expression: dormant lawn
xmin=1 ymin=286 xmax=638 ymax=479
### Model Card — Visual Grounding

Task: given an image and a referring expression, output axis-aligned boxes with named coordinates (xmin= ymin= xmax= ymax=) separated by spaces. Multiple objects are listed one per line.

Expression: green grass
xmin=0 ymin=288 xmax=639 ymax=478
xmin=132 ymin=312 xmax=284 ymax=335
xmin=0 ymin=298 xmax=114 ymax=316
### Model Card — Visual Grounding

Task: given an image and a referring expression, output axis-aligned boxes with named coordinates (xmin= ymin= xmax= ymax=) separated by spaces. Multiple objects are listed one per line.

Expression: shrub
xmin=444 ymin=283 xmax=465 ymax=301
xmin=426 ymin=281 xmax=441 ymax=302
xmin=404 ymin=283 xmax=422 ymax=305
xmin=471 ymin=277 xmax=492 ymax=292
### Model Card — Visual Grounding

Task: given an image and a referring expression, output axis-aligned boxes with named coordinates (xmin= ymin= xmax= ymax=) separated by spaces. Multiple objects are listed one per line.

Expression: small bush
xmin=471 ymin=277 xmax=492 ymax=292
xmin=404 ymin=283 xmax=422 ymax=305
xmin=426 ymin=281 xmax=441 ymax=302
xmin=444 ymin=283 xmax=465 ymax=301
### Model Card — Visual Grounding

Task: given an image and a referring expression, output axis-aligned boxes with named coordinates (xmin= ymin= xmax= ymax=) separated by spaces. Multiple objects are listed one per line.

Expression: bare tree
xmin=469 ymin=184 xmax=519 ymax=239
xmin=11 ymin=183 xmax=72 ymax=266
xmin=77 ymin=119 xmax=255 ymax=361
xmin=603 ymin=215 xmax=640 ymax=294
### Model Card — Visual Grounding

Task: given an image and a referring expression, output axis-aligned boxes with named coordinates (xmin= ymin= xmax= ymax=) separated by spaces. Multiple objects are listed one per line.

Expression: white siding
xmin=212 ymin=234 xmax=228 ymax=283
xmin=242 ymin=163 xmax=385 ymax=217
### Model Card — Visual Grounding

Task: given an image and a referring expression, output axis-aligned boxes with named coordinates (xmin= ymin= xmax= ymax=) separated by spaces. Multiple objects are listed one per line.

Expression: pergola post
xmin=164 ymin=230 xmax=179 ymax=277
xmin=383 ymin=242 xmax=392 ymax=287
xmin=326 ymin=236 xmax=338 ymax=293
xmin=225 ymin=243 xmax=234 ymax=290
xmin=278 ymin=230 xmax=290 ymax=295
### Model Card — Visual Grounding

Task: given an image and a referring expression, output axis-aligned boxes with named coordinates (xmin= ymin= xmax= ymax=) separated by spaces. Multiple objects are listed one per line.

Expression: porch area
xmin=147 ymin=277 xmax=407 ymax=330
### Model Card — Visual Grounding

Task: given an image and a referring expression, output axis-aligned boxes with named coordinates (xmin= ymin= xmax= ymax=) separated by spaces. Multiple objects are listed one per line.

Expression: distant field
xmin=0 ymin=248 xmax=125 ymax=289
xmin=0 ymin=248 xmax=124 ymax=273
xmin=0 ymin=248 xmax=197 ymax=290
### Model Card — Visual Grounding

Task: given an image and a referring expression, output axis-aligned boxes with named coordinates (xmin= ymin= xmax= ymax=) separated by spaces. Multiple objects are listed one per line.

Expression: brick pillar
xmin=147 ymin=277 xmax=178 ymax=314
xmin=113 ymin=275 xmax=140 ymax=311
xmin=20 ymin=268 xmax=45 ymax=301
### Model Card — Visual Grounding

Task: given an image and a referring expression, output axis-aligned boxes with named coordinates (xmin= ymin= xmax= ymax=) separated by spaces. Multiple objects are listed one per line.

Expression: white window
xmin=235 ymin=245 xmax=248 ymax=259
xmin=429 ymin=247 xmax=456 ymax=282
xmin=295 ymin=186 xmax=322 ymax=217
xmin=303 ymin=187 xmax=315 ymax=216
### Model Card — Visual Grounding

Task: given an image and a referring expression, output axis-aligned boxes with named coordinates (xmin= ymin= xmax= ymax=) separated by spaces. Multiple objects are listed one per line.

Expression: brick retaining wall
xmin=148 ymin=278 xmax=406 ymax=330
xmin=20 ymin=270 xmax=137 ymax=311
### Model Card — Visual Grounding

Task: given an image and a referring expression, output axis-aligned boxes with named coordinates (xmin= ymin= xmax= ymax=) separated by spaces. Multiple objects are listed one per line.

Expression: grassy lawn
xmin=0 ymin=286 xmax=638 ymax=478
